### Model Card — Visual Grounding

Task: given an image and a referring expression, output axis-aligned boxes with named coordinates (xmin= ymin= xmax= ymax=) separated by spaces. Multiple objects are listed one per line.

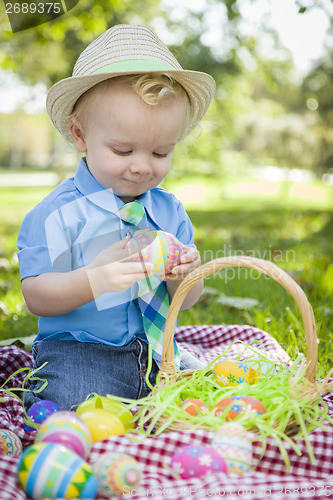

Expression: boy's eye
xmin=112 ymin=148 xmax=132 ymax=156
xmin=153 ymin=152 xmax=168 ymax=158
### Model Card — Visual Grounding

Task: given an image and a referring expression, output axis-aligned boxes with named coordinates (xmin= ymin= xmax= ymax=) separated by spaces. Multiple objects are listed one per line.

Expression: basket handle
xmin=161 ymin=256 xmax=317 ymax=383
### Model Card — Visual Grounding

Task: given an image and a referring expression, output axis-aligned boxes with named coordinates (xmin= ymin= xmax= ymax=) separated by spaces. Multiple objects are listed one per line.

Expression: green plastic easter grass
xmin=107 ymin=340 xmax=333 ymax=469
xmin=0 ymin=362 xmax=49 ymax=430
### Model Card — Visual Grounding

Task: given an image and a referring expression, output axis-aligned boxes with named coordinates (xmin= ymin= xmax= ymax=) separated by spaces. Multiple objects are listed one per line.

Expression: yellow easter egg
xmin=213 ymin=360 xmax=258 ymax=387
xmin=79 ymin=409 xmax=125 ymax=442
xmin=76 ymin=395 xmax=135 ymax=430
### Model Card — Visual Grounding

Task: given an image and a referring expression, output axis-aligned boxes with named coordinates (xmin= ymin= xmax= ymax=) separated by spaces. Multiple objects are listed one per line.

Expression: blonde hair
xmin=66 ymin=73 xmax=192 ymax=143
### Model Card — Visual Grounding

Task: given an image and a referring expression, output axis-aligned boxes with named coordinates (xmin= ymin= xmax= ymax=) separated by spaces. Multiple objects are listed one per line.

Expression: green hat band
xmin=93 ymin=59 xmax=175 ymax=75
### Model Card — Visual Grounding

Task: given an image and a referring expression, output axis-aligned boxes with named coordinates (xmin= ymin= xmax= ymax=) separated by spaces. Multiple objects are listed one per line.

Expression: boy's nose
xmin=129 ymin=156 xmax=152 ymax=175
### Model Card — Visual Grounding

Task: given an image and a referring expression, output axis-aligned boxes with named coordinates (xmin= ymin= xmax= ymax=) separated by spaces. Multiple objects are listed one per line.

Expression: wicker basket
xmin=160 ymin=255 xmax=317 ymax=383
xmin=147 ymin=256 xmax=332 ymax=434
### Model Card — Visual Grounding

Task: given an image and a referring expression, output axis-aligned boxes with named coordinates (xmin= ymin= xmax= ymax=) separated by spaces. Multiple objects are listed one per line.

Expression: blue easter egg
xmin=24 ymin=400 xmax=60 ymax=432
xmin=17 ymin=442 xmax=98 ymax=499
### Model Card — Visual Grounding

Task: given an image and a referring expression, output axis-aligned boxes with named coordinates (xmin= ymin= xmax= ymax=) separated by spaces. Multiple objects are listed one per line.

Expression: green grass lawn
xmin=0 ymin=178 xmax=332 ymax=376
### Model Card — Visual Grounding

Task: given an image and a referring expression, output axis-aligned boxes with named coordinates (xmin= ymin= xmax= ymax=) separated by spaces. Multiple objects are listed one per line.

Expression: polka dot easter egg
xmin=214 ymin=395 xmax=267 ymax=420
xmin=35 ymin=411 xmax=92 ymax=459
xmin=0 ymin=429 xmax=22 ymax=456
xmin=212 ymin=423 xmax=252 ymax=473
xmin=170 ymin=445 xmax=227 ymax=479
xmin=92 ymin=452 xmax=142 ymax=497
xmin=24 ymin=400 xmax=59 ymax=432
xmin=17 ymin=442 xmax=98 ymax=499
xmin=213 ymin=360 xmax=258 ymax=388
xmin=126 ymin=230 xmax=183 ymax=277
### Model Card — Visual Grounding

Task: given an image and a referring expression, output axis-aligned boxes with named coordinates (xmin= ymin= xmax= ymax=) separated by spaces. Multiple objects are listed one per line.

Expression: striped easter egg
xmin=17 ymin=442 xmax=98 ymax=499
xmin=35 ymin=411 xmax=92 ymax=459
xmin=212 ymin=423 xmax=252 ymax=473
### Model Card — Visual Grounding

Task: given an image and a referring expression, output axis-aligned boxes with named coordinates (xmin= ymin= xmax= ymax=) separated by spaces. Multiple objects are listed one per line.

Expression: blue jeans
xmin=24 ymin=339 xmax=204 ymax=411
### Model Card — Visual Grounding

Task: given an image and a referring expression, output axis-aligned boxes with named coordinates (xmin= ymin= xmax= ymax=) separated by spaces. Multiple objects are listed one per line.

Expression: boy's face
xmin=70 ymin=81 xmax=187 ymax=203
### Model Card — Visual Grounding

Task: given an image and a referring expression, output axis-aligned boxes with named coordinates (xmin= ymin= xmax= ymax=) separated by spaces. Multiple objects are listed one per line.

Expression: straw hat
xmin=46 ymin=24 xmax=216 ymax=138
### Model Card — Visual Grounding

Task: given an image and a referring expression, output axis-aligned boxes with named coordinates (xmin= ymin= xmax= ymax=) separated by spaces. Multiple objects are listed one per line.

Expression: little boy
xmin=17 ymin=25 xmax=215 ymax=410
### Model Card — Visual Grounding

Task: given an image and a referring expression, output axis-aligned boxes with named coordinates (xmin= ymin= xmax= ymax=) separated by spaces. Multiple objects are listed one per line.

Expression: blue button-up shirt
xmin=17 ymin=159 xmax=195 ymax=346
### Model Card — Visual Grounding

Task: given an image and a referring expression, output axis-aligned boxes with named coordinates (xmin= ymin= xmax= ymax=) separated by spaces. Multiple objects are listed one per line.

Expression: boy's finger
xmin=121 ymin=261 xmax=154 ymax=274
xmin=180 ymin=249 xmax=197 ymax=263
xmin=171 ymin=261 xmax=192 ymax=273
xmin=111 ymin=237 xmax=129 ymax=250
xmin=119 ymin=250 xmax=142 ymax=262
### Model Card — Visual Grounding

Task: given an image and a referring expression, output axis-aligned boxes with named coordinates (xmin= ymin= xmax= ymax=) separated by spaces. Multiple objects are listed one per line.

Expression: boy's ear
xmin=69 ymin=119 xmax=87 ymax=152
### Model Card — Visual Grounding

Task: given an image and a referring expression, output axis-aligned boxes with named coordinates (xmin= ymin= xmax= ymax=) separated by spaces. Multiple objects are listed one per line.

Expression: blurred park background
xmin=0 ymin=0 xmax=332 ymax=373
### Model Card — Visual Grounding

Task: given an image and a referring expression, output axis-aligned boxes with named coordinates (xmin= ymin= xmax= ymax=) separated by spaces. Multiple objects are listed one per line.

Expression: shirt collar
xmin=73 ymin=157 xmax=159 ymax=224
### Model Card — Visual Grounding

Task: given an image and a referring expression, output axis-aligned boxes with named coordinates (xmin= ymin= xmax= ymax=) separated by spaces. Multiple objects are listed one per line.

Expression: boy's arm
xmin=22 ymin=239 xmax=154 ymax=317
xmin=166 ymin=279 xmax=204 ymax=310
xmin=165 ymin=244 xmax=203 ymax=310
xmin=22 ymin=268 xmax=93 ymax=317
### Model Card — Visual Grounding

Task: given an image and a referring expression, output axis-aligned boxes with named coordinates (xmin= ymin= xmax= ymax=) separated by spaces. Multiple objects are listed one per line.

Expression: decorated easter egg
xmin=0 ymin=429 xmax=22 ymax=456
xmin=79 ymin=409 xmax=125 ymax=442
xmin=17 ymin=442 xmax=98 ymax=499
xmin=214 ymin=395 xmax=267 ymax=420
xmin=24 ymin=400 xmax=60 ymax=432
xmin=212 ymin=423 xmax=252 ymax=473
xmin=92 ymin=452 xmax=142 ymax=497
xmin=35 ymin=411 xmax=92 ymax=459
xmin=76 ymin=395 xmax=135 ymax=430
xmin=170 ymin=445 xmax=227 ymax=479
xmin=180 ymin=398 xmax=208 ymax=417
xmin=213 ymin=360 xmax=258 ymax=388
xmin=126 ymin=230 xmax=183 ymax=276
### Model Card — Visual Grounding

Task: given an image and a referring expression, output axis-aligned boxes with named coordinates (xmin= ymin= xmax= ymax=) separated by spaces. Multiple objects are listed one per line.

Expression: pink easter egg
xmin=126 ymin=230 xmax=182 ymax=277
xmin=35 ymin=411 xmax=92 ymax=459
xmin=170 ymin=445 xmax=227 ymax=479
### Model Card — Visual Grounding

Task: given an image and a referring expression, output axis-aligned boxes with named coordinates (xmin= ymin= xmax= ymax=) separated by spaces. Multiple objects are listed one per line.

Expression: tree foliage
xmin=0 ymin=0 xmax=332 ymax=174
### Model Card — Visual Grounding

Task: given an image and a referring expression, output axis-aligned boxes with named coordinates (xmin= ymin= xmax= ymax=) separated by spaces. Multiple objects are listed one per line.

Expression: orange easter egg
xmin=180 ymin=398 xmax=208 ymax=417
xmin=214 ymin=395 xmax=267 ymax=420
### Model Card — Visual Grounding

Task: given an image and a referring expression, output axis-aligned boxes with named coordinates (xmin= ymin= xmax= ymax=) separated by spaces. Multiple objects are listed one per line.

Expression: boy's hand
xmin=87 ymin=236 xmax=131 ymax=268
xmin=164 ymin=245 xmax=201 ymax=282
xmin=86 ymin=237 xmax=154 ymax=298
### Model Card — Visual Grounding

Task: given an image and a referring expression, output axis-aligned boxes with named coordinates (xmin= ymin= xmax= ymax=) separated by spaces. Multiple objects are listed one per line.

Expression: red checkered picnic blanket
xmin=1 ymin=325 xmax=333 ymax=500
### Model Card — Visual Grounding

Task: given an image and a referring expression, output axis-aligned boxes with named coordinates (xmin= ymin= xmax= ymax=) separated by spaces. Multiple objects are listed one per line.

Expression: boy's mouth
xmin=124 ymin=177 xmax=151 ymax=185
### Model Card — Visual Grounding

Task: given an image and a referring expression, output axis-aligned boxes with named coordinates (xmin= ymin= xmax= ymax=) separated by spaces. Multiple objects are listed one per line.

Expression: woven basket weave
xmin=148 ymin=256 xmax=330 ymax=434
xmin=159 ymin=256 xmax=318 ymax=383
